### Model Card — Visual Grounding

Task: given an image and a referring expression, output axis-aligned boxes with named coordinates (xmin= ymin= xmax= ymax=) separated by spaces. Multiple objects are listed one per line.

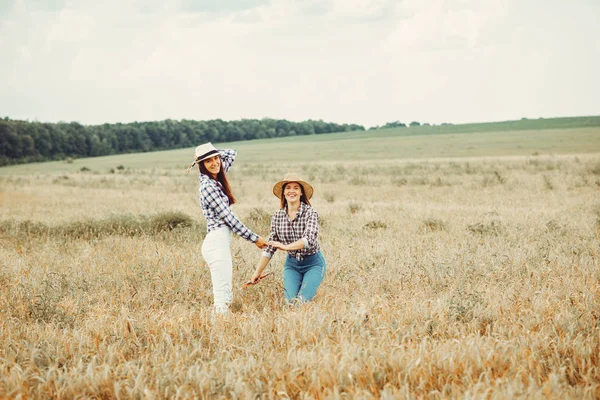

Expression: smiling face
xmin=283 ymin=182 xmax=302 ymax=205
xmin=202 ymin=155 xmax=221 ymax=177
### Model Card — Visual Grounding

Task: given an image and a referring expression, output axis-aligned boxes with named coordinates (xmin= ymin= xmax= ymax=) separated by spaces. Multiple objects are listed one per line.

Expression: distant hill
xmin=370 ymin=115 xmax=600 ymax=136
xmin=1 ymin=115 xmax=599 ymax=167
xmin=1 ymin=117 xmax=599 ymax=175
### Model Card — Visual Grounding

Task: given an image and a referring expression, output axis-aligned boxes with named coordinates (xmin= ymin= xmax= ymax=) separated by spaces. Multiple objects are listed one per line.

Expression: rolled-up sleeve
xmin=302 ymin=209 xmax=319 ymax=250
xmin=219 ymin=149 xmax=237 ymax=173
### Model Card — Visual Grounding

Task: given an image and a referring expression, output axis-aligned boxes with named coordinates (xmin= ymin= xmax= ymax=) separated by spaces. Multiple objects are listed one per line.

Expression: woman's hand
xmin=249 ymin=271 xmax=261 ymax=284
xmin=268 ymin=241 xmax=288 ymax=251
xmin=255 ymin=237 xmax=268 ymax=249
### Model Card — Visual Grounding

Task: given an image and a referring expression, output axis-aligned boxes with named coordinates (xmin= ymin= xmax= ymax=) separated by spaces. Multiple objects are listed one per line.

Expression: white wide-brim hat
xmin=186 ymin=142 xmax=219 ymax=172
xmin=272 ymin=172 xmax=314 ymax=200
xmin=194 ymin=142 xmax=219 ymax=162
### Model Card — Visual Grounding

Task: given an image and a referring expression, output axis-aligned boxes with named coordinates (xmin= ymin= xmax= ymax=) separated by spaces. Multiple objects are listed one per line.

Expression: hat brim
xmin=195 ymin=149 xmax=219 ymax=163
xmin=273 ymin=180 xmax=314 ymax=200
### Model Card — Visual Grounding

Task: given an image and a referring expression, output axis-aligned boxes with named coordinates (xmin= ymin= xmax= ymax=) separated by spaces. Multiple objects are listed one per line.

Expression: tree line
xmin=369 ymin=121 xmax=432 ymax=129
xmin=0 ymin=117 xmax=364 ymax=166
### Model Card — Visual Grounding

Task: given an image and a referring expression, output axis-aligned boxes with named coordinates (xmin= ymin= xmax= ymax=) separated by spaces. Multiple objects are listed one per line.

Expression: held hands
xmin=268 ymin=241 xmax=288 ymax=251
xmin=255 ymin=237 xmax=268 ymax=249
xmin=254 ymin=238 xmax=287 ymax=251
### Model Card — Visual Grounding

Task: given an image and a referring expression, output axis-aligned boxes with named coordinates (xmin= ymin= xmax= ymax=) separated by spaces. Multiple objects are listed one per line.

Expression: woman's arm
xmin=249 ymin=214 xmax=282 ymax=281
xmin=200 ymin=180 xmax=263 ymax=245
xmin=270 ymin=208 xmax=319 ymax=251
xmin=218 ymin=149 xmax=236 ymax=173
xmin=302 ymin=209 xmax=319 ymax=249
xmin=262 ymin=213 xmax=281 ymax=257
xmin=269 ymin=239 xmax=305 ymax=251
xmin=250 ymin=255 xmax=271 ymax=283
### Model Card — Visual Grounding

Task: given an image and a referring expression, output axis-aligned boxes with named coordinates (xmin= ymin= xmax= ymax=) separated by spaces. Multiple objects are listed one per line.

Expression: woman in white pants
xmin=187 ymin=143 xmax=267 ymax=314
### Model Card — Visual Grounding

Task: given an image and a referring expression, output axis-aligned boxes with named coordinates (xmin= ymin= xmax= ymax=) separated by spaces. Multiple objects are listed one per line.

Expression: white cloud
xmin=330 ymin=0 xmax=394 ymax=19
xmin=383 ymin=0 xmax=507 ymax=52
xmin=0 ymin=0 xmax=599 ymax=127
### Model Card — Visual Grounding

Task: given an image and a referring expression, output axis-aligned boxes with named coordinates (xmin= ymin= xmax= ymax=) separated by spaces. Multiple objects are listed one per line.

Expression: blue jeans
xmin=283 ymin=251 xmax=326 ymax=303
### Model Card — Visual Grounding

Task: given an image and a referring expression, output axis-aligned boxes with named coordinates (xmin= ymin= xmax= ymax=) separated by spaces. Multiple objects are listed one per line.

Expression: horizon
xmin=3 ymin=113 xmax=600 ymax=131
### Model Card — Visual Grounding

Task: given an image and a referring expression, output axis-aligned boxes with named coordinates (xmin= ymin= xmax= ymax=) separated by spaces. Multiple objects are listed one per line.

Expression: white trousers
xmin=201 ymin=226 xmax=233 ymax=313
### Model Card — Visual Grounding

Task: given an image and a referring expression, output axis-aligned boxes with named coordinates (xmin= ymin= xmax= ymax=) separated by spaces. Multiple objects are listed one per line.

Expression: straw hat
xmin=272 ymin=172 xmax=314 ymax=200
xmin=186 ymin=142 xmax=219 ymax=172
xmin=194 ymin=142 xmax=219 ymax=162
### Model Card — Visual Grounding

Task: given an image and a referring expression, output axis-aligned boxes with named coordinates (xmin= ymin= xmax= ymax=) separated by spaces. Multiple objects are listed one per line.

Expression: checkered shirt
xmin=263 ymin=202 xmax=320 ymax=260
xmin=198 ymin=149 xmax=258 ymax=243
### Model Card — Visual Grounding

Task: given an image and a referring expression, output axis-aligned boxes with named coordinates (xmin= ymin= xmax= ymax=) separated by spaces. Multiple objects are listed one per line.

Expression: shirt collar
xmin=285 ymin=202 xmax=305 ymax=218
xmin=200 ymin=174 xmax=224 ymax=190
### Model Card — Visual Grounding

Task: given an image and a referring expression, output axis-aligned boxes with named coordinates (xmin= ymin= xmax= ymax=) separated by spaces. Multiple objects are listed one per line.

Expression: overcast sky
xmin=1 ymin=0 xmax=599 ymax=128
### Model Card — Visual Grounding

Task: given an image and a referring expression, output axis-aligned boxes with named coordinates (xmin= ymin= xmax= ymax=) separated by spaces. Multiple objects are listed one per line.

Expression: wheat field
xmin=1 ymin=130 xmax=600 ymax=398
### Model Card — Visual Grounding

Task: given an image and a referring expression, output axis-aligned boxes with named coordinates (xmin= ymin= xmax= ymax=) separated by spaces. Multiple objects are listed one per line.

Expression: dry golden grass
xmin=1 ymin=153 xmax=599 ymax=398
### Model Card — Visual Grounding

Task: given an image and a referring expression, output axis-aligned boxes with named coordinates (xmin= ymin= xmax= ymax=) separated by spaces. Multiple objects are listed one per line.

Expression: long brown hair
xmin=199 ymin=159 xmax=236 ymax=205
xmin=280 ymin=182 xmax=311 ymax=209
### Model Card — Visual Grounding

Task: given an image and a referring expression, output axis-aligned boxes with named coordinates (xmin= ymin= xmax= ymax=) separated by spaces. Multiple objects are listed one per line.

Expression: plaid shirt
xmin=263 ymin=202 xmax=320 ymax=260
xmin=198 ymin=149 xmax=258 ymax=243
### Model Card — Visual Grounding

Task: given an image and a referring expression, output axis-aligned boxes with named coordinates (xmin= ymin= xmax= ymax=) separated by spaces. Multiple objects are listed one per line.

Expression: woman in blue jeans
xmin=248 ymin=173 xmax=326 ymax=303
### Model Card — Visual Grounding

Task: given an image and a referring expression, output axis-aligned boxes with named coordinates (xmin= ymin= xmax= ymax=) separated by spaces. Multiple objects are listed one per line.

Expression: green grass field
xmin=1 ymin=124 xmax=599 ymax=175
